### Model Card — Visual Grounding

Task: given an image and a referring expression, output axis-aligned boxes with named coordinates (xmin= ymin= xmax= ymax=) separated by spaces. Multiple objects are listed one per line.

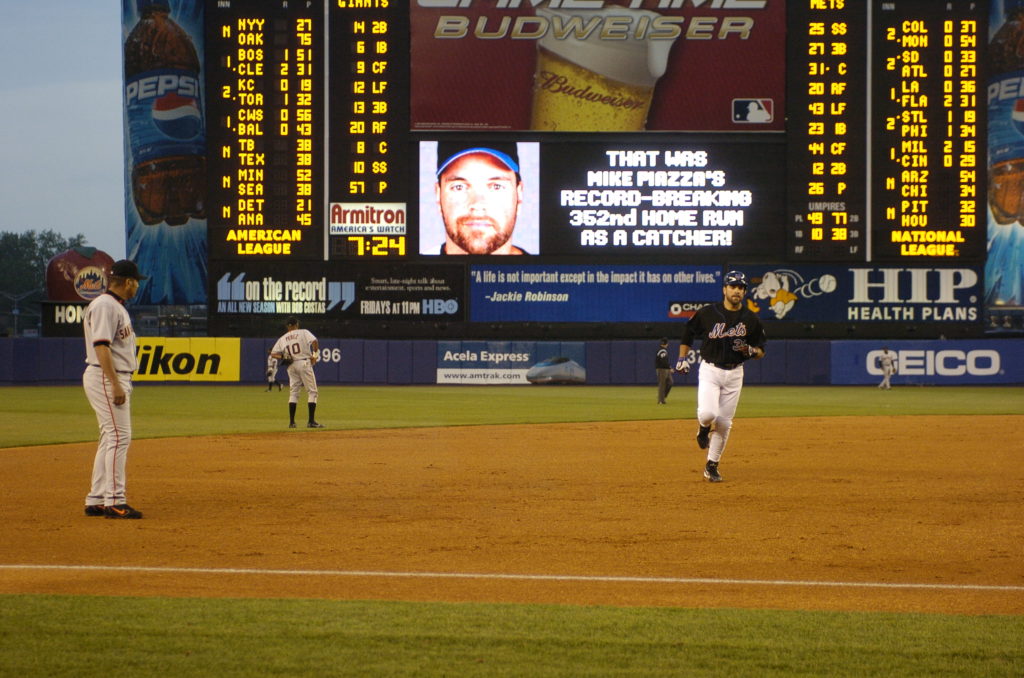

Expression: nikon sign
xmin=133 ymin=338 xmax=241 ymax=382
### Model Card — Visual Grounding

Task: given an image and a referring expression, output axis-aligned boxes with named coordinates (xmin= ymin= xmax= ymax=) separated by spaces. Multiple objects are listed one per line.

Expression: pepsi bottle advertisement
xmin=122 ymin=0 xmax=207 ymax=304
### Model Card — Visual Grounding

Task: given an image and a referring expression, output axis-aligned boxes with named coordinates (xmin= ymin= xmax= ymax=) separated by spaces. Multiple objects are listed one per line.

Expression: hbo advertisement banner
xmin=831 ymin=340 xmax=1024 ymax=386
xmin=211 ymin=262 xmax=465 ymax=320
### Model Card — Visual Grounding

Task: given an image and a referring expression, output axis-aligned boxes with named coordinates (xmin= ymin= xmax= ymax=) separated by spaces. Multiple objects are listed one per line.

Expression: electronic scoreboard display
xmin=202 ymin=0 xmax=987 ymax=337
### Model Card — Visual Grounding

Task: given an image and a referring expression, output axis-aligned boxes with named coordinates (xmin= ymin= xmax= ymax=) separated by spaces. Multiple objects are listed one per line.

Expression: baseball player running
xmin=271 ymin=317 xmax=324 ymax=428
xmin=675 ymin=270 xmax=766 ymax=483
xmin=82 ymin=259 xmax=146 ymax=518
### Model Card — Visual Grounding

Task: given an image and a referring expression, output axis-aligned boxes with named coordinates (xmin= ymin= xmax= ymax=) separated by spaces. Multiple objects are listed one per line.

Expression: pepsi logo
xmin=152 ymin=92 xmax=202 ymax=140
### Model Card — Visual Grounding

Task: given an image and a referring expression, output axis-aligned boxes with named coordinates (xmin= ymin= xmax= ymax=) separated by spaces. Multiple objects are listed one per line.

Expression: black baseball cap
xmin=286 ymin=316 xmax=299 ymax=326
xmin=436 ymin=141 xmax=520 ymax=178
xmin=110 ymin=259 xmax=147 ymax=280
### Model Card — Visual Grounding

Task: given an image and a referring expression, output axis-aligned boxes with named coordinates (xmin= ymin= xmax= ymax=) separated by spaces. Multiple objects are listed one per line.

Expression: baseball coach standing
xmin=81 ymin=259 xmax=146 ymax=519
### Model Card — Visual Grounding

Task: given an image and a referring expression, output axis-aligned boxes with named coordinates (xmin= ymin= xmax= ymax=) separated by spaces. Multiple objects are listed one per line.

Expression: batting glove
xmin=675 ymin=359 xmax=689 ymax=374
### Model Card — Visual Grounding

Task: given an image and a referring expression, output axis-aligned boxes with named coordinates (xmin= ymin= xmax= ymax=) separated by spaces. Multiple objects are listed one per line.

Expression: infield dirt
xmin=1 ymin=416 xmax=1021 ymax=614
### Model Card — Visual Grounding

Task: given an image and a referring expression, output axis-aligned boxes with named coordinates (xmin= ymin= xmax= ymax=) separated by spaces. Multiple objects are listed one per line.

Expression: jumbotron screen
xmin=197 ymin=0 xmax=987 ymax=336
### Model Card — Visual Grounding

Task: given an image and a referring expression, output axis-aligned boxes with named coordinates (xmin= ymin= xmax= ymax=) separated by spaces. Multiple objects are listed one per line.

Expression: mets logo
xmin=74 ymin=266 xmax=107 ymax=300
xmin=153 ymin=92 xmax=202 ymax=140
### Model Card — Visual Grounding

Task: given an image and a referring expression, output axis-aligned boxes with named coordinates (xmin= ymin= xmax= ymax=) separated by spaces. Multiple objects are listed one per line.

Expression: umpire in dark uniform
xmin=656 ymin=337 xmax=673 ymax=404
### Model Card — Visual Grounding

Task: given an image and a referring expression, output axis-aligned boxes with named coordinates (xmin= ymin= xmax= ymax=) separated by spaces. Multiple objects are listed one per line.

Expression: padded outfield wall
xmin=1 ymin=338 xmax=1022 ymax=386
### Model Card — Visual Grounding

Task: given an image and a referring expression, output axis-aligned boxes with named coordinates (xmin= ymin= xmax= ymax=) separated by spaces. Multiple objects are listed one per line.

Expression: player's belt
xmin=711 ymin=362 xmax=739 ymax=370
xmin=87 ymin=364 xmax=134 ymax=374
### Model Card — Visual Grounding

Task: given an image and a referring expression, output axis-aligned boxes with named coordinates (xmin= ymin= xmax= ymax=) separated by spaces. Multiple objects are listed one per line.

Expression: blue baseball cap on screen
xmin=436 ymin=142 xmax=520 ymax=178
xmin=724 ymin=270 xmax=748 ymax=287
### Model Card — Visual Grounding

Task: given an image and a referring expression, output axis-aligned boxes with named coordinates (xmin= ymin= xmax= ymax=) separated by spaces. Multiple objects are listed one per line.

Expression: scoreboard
xmin=201 ymin=0 xmax=988 ymax=337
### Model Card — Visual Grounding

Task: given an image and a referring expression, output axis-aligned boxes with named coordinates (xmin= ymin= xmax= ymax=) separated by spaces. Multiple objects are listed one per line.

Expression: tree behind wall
xmin=0 ymin=230 xmax=87 ymax=336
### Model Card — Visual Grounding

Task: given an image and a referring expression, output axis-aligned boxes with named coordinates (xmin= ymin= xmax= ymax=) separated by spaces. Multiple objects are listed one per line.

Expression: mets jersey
xmin=680 ymin=302 xmax=766 ymax=367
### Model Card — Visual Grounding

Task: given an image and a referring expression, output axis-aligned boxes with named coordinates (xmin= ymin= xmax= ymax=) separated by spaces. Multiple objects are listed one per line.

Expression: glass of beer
xmin=530 ymin=6 xmax=678 ymax=132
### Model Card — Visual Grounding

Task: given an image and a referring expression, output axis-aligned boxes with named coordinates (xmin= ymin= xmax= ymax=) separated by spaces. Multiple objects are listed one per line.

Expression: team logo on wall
xmin=747 ymin=269 xmax=837 ymax=320
xmin=74 ymin=266 xmax=107 ymax=301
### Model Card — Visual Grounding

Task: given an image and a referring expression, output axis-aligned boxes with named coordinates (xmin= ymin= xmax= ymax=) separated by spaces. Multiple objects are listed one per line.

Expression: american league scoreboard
xmin=182 ymin=0 xmax=997 ymax=338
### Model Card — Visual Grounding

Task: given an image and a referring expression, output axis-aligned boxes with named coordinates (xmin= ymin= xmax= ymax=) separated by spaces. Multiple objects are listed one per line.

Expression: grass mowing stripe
xmin=1 ymin=595 xmax=1020 ymax=678
xmin=3 ymin=384 xmax=1023 ymax=447
xmin=2 ymin=564 xmax=1022 ymax=592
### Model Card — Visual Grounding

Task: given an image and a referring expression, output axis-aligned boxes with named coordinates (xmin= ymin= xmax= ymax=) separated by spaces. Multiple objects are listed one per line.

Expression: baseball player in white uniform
xmin=82 ymin=259 xmax=146 ymax=518
xmin=271 ymin=317 xmax=324 ymax=428
xmin=265 ymin=350 xmax=283 ymax=391
xmin=675 ymin=271 xmax=767 ymax=483
xmin=878 ymin=347 xmax=897 ymax=390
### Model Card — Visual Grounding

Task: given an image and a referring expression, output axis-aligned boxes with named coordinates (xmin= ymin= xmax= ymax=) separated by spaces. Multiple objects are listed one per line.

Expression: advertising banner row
xmin=208 ymin=263 xmax=983 ymax=328
xmin=4 ymin=338 xmax=1021 ymax=386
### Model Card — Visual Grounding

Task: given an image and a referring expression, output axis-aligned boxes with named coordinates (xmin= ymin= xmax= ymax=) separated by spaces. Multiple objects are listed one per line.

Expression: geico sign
xmin=866 ymin=349 xmax=1000 ymax=376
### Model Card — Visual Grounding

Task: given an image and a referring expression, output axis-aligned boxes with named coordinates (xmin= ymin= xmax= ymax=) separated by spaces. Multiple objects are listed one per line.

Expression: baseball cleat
xmin=696 ymin=425 xmax=711 ymax=450
xmin=104 ymin=504 xmax=143 ymax=519
xmin=704 ymin=461 xmax=723 ymax=483
xmin=84 ymin=505 xmax=105 ymax=517
xmin=289 ymin=422 xmax=297 ymax=428
xmin=307 ymin=421 xmax=324 ymax=428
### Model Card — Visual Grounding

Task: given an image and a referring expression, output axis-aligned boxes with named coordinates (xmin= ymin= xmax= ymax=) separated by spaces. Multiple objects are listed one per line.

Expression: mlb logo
xmin=733 ymin=98 xmax=774 ymax=123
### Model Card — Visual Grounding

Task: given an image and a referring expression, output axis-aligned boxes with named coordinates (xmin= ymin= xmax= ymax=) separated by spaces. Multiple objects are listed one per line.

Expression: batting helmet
xmin=724 ymin=270 xmax=748 ymax=287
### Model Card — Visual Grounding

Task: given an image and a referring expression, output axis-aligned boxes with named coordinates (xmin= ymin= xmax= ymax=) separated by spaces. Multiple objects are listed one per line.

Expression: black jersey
xmin=680 ymin=302 xmax=766 ymax=366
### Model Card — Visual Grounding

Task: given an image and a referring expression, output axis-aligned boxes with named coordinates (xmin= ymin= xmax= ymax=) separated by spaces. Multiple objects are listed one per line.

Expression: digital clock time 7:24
xmin=346 ymin=235 xmax=406 ymax=256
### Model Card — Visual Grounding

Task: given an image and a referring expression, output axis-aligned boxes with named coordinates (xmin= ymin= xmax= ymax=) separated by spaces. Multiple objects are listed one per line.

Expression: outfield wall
xmin=1 ymin=338 xmax=1022 ymax=386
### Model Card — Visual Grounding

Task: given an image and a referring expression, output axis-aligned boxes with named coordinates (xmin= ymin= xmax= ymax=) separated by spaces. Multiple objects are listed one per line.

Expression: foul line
xmin=1 ymin=564 xmax=1021 ymax=592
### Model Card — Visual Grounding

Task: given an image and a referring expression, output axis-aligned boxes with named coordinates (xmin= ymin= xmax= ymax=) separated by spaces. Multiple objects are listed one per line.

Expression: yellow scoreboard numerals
xmin=347 ymin=235 xmax=406 ymax=256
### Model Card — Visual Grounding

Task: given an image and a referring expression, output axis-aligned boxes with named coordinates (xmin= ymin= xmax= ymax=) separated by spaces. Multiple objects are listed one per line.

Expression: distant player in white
xmin=265 ymin=349 xmax=282 ymax=391
xmin=82 ymin=259 xmax=146 ymax=519
xmin=271 ymin=316 xmax=324 ymax=428
xmin=878 ymin=347 xmax=897 ymax=390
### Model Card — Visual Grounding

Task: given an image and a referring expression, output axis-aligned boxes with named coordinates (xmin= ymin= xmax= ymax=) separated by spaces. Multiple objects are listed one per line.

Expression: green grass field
xmin=2 ymin=385 xmax=1022 ymax=676
xmin=1 ymin=596 xmax=1020 ymax=678
xmin=3 ymin=384 xmax=1023 ymax=447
